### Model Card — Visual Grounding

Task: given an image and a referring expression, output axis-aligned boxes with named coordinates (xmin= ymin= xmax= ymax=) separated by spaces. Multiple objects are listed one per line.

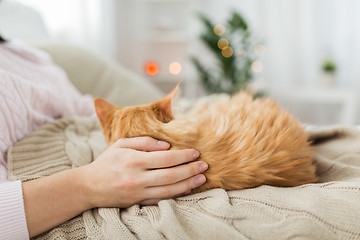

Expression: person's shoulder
xmin=1 ymin=40 xmax=52 ymax=64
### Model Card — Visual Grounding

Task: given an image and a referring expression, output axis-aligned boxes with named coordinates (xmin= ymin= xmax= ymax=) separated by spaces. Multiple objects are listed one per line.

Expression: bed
xmin=6 ymin=43 xmax=360 ymax=239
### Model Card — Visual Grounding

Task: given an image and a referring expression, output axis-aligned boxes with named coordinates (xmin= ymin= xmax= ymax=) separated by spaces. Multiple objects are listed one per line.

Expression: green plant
xmin=191 ymin=11 xmax=259 ymax=95
xmin=322 ymin=60 xmax=336 ymax=73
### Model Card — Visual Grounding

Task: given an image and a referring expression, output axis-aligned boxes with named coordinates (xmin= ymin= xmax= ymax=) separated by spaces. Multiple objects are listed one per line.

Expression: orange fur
xmin=94 ymin=87 xmax=318 ymax=193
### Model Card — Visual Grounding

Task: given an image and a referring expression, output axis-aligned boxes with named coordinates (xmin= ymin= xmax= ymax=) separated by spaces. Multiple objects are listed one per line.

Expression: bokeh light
xmin=169 ymin=61 xmax=182 ymax=75
xmin=254 ymin=44 xmax=266 ymax=56
xmin=214 ymin=24 xmax=226 ymax=36
xmin=217 ymin=38 xmax=229 ymax=49
xmin=145 ymin=61 xmax=159 ymax=76
xmin=251 ymin=61 xmax=263 ymax=73
xmin=222 ymin=46 xmax=233 ymax=58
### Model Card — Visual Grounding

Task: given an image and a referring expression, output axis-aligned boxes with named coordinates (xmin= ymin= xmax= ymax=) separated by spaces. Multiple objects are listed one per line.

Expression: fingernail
xmin=157 ymin=141 xmax=170 ymax=147
xmin=199 ymin=162 xmax=208 ymax=172
xmin=193 ymin=150 xmax=200 ymax=159
xmin=195 ymin=175 xmax=206 ymax=186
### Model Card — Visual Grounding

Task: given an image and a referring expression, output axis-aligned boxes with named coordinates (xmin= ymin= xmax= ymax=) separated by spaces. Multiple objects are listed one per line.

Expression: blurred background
xmin=0 ymin=0 xmax=359 ymax=126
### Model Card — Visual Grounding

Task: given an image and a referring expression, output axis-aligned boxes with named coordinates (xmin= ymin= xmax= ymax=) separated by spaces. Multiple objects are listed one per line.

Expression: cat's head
xmin=94 ymin=84 xmax=179 ymax=144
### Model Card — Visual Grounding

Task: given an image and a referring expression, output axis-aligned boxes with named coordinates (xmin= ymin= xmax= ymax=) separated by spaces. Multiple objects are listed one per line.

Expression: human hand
xmin=79 ymin=137 xmax=207 ymax=208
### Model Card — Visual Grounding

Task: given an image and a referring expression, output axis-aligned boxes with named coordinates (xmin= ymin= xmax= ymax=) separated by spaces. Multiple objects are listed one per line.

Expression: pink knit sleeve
xmin=0 ymin=180 xmax=29 ymax=240
xmin=0 ymin=41 xmax=95 ymax=239
xmin=0 ymin=164 xmax=7 ymax=182
xmin=0 ymin=41 xmax=96 ymax=180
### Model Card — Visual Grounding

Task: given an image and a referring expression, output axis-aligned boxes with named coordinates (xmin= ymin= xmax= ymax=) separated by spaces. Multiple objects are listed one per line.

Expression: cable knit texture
xmin=7 ymin=116 xmax=360 ymax=239
xmin=0 ymin=41 xmax=95 ymax=181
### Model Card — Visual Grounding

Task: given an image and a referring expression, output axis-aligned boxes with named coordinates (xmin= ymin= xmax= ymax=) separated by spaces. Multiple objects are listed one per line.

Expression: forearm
xmin=22 ymin=167 xmax=89 ymax=238
xmin=21 ymin=137 xmax=207 ymax=238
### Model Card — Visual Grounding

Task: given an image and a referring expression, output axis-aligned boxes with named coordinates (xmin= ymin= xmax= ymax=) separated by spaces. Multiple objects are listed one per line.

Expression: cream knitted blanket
xmin=7 ymin=117 xmax=360 ymax=240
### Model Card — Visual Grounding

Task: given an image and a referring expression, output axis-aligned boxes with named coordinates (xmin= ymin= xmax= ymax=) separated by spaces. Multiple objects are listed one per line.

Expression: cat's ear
xmin=94 ymin=98 xmax=116 ymax=129
xmin=156 ymin=83 xmax=180 ymax=118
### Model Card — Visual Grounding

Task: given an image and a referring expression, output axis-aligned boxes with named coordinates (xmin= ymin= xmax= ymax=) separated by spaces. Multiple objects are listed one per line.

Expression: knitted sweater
xmin=0 ymin=41 xmax=95 ymax=240
xmin=7 ymin=116 xmax=360 ymax=239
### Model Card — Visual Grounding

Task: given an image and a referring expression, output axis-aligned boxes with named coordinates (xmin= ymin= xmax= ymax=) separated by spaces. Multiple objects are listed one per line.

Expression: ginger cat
xmin=94 ymin=85 xmax=317 ymax=193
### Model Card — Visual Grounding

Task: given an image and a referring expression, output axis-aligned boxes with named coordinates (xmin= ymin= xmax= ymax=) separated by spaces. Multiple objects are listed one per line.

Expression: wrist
xmin=72 ymin=166 xmax=95 ymax=210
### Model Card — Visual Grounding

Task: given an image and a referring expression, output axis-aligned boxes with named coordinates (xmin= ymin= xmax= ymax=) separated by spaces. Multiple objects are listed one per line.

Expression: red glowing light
xmin=145 ymin=62 xmax=159 ymax=76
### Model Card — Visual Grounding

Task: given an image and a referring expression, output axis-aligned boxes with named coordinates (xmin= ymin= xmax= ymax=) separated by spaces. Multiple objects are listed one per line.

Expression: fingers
xmin=145 ymin=160 xmax=208 ymax=186
xmin=144 ymin=174 xmax=206 ymax=200
xmin=111 ymin=137 xmax=170 ymax=152
xmin=144 ymin=149 xmax=200 ymax=169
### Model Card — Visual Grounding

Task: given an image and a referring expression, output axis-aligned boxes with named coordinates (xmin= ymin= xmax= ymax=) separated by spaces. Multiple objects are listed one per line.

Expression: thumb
xmin=111 ymin=137 xmax=170 ymax=152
